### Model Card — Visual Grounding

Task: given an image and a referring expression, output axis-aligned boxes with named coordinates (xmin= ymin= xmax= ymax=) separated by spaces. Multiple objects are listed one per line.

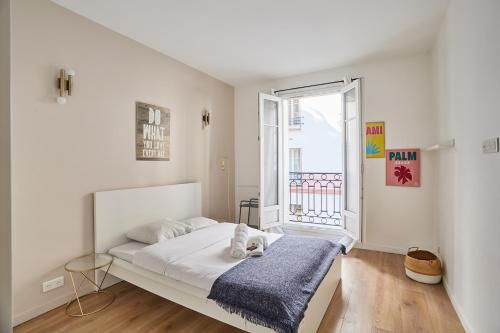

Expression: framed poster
xmin=366 ymin=121 xmax=385 ymax=158
xmin=136 ymin=101 xmax=170 ymax=161
xmin=386 ymin=149 xmax=420 ymax=187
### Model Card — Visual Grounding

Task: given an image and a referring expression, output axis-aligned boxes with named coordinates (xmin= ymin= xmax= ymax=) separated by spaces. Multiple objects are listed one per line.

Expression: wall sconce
xmin=56 ymin=68 xmax=75 ymax=104
xmin=202 ymin=110 xmax=210 ymax=128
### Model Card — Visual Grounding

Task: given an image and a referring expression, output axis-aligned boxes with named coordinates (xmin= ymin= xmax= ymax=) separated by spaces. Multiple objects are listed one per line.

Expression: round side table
xmin=64 ymin=253 xmax=115 ymax=317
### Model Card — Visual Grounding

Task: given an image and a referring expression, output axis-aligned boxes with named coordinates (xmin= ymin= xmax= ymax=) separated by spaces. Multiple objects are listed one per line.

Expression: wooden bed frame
xmin=94 ymin=182 xmax=341 ymax=333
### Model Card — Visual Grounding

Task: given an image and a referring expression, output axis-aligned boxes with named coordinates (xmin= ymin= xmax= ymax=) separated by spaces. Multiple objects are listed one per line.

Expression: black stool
xmin=238 ymin=198 xmax=259 ymax=228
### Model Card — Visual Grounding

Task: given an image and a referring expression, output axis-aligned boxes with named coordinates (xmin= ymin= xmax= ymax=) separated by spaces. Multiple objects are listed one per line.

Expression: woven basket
xmin=404 ymin=247 xmax=442 ymax=284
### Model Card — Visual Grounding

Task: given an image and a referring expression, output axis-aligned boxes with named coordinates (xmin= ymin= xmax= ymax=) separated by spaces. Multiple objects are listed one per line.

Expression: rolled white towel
xmin=229 ymin=237 xmax=242 ymax=251
xmin=230 ymin=224 xmax=249 ymax=259
xmin=235 ymin=223 xmax=248 ymax=232
xmin=247 ymin=235 xmax=269 ymax=250
xmin=248 ymin=243 xmax=264 ymax=257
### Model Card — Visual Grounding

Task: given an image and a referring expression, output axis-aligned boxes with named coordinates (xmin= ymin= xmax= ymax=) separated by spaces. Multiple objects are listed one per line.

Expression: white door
xmin=259 ymin=93 xmax=284 ymax=230
xmin=342 ymin=80 xmax=362 ymax=241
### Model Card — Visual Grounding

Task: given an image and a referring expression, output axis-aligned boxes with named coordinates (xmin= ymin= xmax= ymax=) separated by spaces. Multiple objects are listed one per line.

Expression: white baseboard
xmin=355 ymin=242 xmax=406 ymax=255
xmin=13 ymin=285 xmax=94 ymax=327
xmin=442 ymin=277 xmax=472 ymax=333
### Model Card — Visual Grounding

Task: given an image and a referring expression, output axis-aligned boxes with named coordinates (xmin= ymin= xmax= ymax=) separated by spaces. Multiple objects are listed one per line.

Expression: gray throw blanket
xmin=207 ymin=235 xmax=345 ymax=333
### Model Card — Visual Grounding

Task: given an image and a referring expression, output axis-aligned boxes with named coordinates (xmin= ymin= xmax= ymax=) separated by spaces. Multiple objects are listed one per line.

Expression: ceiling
xmin=53 ymin=0 xmax=448 ymax=86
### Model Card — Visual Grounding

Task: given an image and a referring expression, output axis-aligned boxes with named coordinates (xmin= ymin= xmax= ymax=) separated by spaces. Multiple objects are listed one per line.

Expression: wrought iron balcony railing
xmin=289 ymin=172 xmax=342 ymax=226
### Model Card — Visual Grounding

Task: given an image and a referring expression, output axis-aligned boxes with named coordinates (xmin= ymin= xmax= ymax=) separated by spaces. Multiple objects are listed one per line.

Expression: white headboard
xmin=94 ymin=182 xmax=201 ymax=253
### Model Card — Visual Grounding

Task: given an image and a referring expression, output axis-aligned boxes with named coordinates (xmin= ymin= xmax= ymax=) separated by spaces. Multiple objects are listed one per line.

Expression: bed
xmin=94 ymin=182 xmax=342 ymax=333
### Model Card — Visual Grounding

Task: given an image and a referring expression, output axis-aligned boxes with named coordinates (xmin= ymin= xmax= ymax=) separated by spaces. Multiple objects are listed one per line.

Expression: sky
xmin=300 ymin=93 xmax=342 ymax=132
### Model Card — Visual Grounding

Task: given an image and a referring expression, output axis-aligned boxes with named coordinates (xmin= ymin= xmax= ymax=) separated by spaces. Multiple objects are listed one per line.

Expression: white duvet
xmin=132 ymin=223 xmax=282 ymax=294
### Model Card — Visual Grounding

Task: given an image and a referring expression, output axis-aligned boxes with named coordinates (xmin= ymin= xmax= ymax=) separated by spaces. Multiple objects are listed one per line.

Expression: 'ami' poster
xmin=386 ymin=149 xmax=420 ymax=187
xmin=366 ymin=122 xmax=385 ymax=158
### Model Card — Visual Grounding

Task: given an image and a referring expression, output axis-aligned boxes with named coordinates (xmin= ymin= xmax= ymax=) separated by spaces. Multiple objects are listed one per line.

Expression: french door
xmin=341 ymin=80 xmax=362 ymax=241
xmin=258 ymin=93 xmax=284 ymax=230
xmin=258 ymin=80 xmax=362 ymax=241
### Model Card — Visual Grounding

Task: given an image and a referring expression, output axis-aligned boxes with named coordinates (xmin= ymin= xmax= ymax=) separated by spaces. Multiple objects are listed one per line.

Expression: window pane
xmin=345 ymin=88 xmax=356 ymax=119
xmin=263 ymin=100 xmax=278 ymax=125
xmin=345 ymin=88 xmax=358 ymax=212
xmin=264 ymin=125 xmax=278 ymax=207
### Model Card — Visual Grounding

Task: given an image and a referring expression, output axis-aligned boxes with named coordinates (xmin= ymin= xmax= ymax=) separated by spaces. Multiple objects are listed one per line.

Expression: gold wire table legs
xmin=65 ymin=264 xmax=115 ymax=317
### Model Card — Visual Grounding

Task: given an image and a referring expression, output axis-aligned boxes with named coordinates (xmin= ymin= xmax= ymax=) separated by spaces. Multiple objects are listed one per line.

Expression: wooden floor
xmin=15 ymin=249 xmax=465 ymax=333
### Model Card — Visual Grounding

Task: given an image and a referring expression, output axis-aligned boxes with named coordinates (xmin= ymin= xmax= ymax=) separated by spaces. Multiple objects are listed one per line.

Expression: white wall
xmin=11 ymin=0 xmax=234 ymax=325
xmin=235 ymin=53 xmax=438 ymax=252
xmin=0 ymin=0 xmax=12 ymax=331
xmin=432 ymin=1 xmax=500 ymax=332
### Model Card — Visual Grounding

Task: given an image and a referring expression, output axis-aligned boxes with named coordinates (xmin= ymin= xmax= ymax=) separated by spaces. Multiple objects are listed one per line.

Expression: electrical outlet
xmin=482 ymin=137 xmax=499 ymax=153
xmin=42 ymin=276 xmax=64 ymax=293
xmin=219 ymin=159 xmax=226 ymax=171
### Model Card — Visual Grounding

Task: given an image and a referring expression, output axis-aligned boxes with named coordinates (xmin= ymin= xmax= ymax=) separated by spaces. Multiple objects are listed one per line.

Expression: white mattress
xmin=108 ymin=241 xmax=149 ymax=262
xmin=133 ymin=223 xmax=282 ymax=294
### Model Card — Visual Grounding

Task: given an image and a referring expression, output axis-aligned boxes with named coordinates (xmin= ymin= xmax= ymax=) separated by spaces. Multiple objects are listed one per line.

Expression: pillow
xmin=180 ymin=216 xmax=218 ymax=231
xmin=126 ymin=219 xmax=190 ymax=244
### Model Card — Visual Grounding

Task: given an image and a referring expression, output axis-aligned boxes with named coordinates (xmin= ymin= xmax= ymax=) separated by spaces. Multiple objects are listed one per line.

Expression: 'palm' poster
xmin=386 ymin=149 xmax=420 ymax=187
xmin=366 ymin=122 xmax=385 ymax=158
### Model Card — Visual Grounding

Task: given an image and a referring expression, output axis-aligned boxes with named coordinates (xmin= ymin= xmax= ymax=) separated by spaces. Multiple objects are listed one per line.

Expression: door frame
xmin=258 ymin=93 xmax=285 ymax=230
xmin=259 ymin=80 xmax=363 ymax=238
xmin=341 ymin=79 xmax=363 ymax=242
